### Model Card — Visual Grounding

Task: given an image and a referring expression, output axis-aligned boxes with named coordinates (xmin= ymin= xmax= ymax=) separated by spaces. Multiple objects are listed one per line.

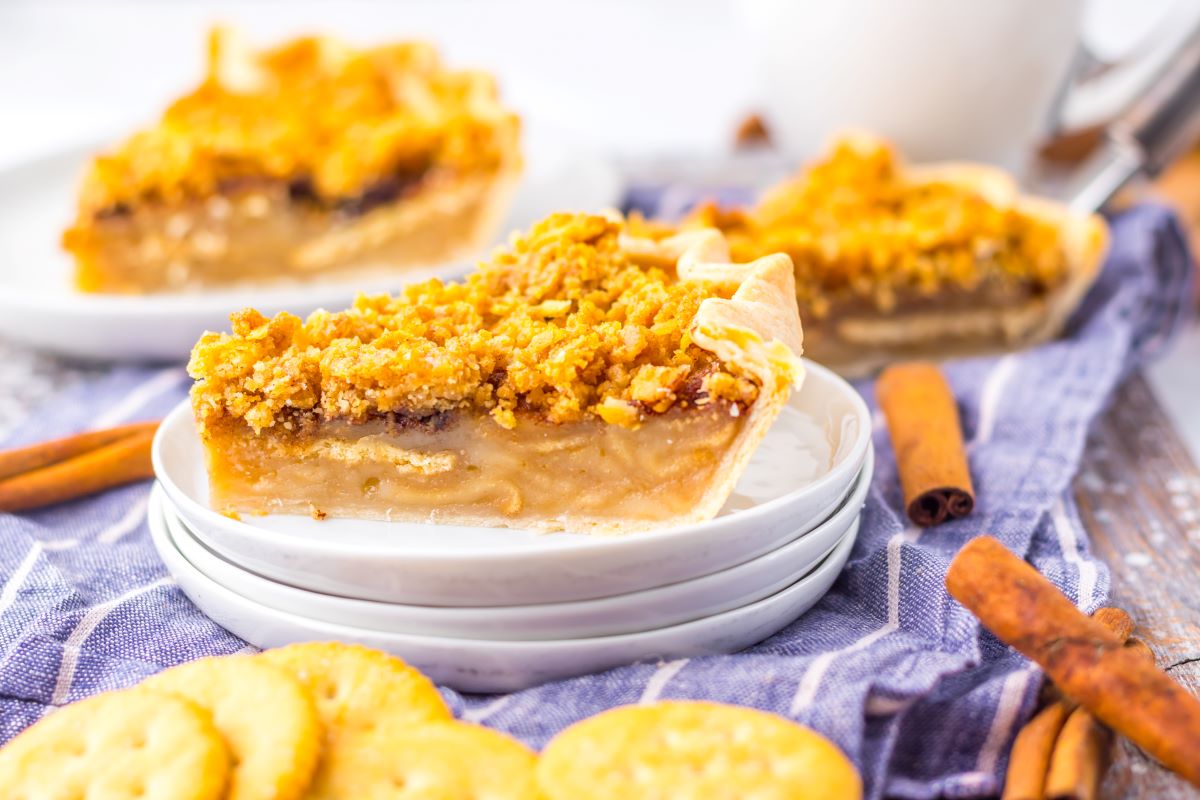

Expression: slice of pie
xmin=640 ymin=133 xmax=1108 ymax=375
xmin=63 ymin=29 xmax=521 ymax=294
xmin=187 ymin=212 xmax=805 ymax=533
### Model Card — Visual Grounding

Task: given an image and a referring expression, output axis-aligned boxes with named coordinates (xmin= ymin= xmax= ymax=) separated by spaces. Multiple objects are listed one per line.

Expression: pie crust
xmin=657 ymin=133 xmax=1108 ymax=375
xmin=63 ymin=29 xmax=521 ymax=294
xmin=189 ymin=213 xmax=805 ymax=533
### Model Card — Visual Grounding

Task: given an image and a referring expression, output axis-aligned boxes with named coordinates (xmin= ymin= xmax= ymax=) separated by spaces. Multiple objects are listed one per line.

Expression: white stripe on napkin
xmin=41 ymin=539 xmax=81 ymax=551
xmin=639 ymin=658 xmax=690 ymax=704
xmin=971 ymin=354 xmax=1018 ymax=448
xmin=974 ymin=667 xmax=1037 ymax=776
xmin=790 ymin=624 xmax=893 ymax=716
xmin=96 ymin=493 xmax=150 ymax=545
xmin=789 ymin=527 xmax=919 ymax=715
xmin=864 ymin=694 xmax=915 ymax=717
xmin=49 ymin=576 xmax=174 ymax=705
xmin=0 ymin=542 xmax=43 ymax=617
xmin=462 ymin=696 xmax=511 ymax=723
xmin=89 ymin=367 xmax=185 ymax=429
xmin=1050 ymin=497 xmax=1099 ymax=608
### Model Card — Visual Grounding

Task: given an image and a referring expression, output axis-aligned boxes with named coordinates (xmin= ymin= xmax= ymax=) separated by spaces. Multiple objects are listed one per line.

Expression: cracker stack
xmin=0 ymin=642 xmax=861 ymax=799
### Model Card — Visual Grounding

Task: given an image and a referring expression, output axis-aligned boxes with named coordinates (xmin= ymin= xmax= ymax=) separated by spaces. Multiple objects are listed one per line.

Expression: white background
xmin=0 ymin=0 xmax=1181 ymax=166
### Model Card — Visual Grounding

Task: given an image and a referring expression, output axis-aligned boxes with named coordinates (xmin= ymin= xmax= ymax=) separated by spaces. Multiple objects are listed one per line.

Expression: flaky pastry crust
xmin=619 ymin=227 xmax=805 ymax=524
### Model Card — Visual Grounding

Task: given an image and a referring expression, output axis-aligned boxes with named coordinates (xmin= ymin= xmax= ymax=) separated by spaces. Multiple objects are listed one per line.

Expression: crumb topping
xmin=680 ymin=138 xmax=1070 ymax=317
xmin=189 ymin=213 xmax=760 ymax=432
xmin=79 ymin=29 xmax=518 ymax=211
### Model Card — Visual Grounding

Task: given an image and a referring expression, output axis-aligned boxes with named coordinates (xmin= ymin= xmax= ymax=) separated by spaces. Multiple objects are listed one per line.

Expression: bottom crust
xmin=803 ymin=284 xmax=1074 ymax=376
xmin=68 ymin=168 xmax=519 ymax=294
xmin=201 ymin=407 xmax=752 ymax=533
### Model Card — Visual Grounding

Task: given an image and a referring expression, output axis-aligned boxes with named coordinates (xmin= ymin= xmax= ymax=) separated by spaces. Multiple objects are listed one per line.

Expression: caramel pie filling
xmin=68 ymin=172 xmax=509 ymax=293
xmin=203 ymin=407 xmax=745 ymax=528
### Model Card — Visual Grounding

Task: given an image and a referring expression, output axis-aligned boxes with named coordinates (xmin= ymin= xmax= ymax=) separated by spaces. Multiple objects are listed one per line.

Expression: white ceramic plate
xmin=159 ymin=447 xmax=868 ymax=640
xmin=154 ymin=359 xmax=872 ymax=606
xmin=0 ymin=132 xmax=620 ymax=361
xmin=148 ymin=491 xmax=860 ymax=693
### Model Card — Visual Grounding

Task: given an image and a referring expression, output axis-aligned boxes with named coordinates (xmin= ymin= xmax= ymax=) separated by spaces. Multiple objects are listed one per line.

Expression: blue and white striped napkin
xmin=0 ymin=201 xmax=1192 ymax=799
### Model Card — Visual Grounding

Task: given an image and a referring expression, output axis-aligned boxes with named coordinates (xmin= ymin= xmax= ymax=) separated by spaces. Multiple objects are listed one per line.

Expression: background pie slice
xmin=63 ymin=29 xmax=521 ymax=294
xmin=665 ymin=133 xmax=1108 ymax=376
xmin=188 ymin=212 xmax=805 ymax=533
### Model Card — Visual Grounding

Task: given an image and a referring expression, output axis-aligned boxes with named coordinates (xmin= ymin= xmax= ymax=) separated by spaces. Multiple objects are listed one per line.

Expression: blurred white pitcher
xmin=743 ymin=0 xmax=1197 ymax=169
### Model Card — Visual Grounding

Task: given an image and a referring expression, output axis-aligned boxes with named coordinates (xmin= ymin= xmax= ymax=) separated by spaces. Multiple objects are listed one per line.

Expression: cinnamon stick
xmin=1044 ymin=707 xmax=1110 ymax=800
xmin=0 ymin=421 xmax=158 ymax=481
xmin=1002 ymin=607 xmax=1134 ymax=800
xmin=0 ymin=428 xmax=156 ymax=512
xmin=1003 ymin=702 xmax=1072 ymax=800
xmin=877 ymin=362 xmax=974 ymax=526
xmin=947 ymin=537 xmax=1200 ymax=787
xmin=1089 ymin=607 xmax=1134 ymax=643
xmin=1041 ymin=639 xmax=1159 ymax=800
xmin=1123 ymin=638 xmax=1156 ymax=666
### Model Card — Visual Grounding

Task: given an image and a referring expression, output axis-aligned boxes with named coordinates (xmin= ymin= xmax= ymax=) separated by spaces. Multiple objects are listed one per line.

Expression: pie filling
xmin=68 ymin=170 xmax=510 ymax=293
xmin=203 ymin=407 xmax=745 ymax=528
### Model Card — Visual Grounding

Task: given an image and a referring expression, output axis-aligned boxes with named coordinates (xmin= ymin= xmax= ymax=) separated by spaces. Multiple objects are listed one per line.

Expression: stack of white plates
xmin=149 ymin=360 xmax=873 ymax=692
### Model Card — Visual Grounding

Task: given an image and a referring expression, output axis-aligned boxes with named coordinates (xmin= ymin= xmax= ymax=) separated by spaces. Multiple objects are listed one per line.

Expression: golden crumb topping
xmin=682 ymin=138 xmax=1069 ymax=317
xmin=189 ymin=213 xmax=760 ymax=432
xmin=80 ymin=29 xmax=518 ymax=211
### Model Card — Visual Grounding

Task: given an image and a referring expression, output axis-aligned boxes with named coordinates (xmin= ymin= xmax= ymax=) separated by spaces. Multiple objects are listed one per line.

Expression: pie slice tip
xmin=618 ymin=229 xmax=806 ymax=525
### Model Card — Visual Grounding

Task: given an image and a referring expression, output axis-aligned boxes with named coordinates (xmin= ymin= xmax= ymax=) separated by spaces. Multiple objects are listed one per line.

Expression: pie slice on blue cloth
xmin=188 ymin=212 xmax=805 ymax=533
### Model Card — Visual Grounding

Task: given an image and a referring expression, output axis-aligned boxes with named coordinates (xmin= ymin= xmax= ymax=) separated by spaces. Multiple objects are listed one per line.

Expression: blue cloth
xmin=0 ymin=202 xmax=1192 ymax=799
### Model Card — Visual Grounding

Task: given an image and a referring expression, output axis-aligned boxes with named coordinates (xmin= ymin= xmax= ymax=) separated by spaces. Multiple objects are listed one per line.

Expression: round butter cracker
xmin=258 ymin=642 xmax=450 ymax=732
xmin=259 ymin=642 xmax=452 ymax=799
xmin=309 ymin=719 xmax=539 ymax=800
xmin=0 ymin=688 xmax=230 ymax=800
xmin=141 ymin=655 xmax=321 ymax=800
xmin=538 ymin=700 xmax=862 ymax=800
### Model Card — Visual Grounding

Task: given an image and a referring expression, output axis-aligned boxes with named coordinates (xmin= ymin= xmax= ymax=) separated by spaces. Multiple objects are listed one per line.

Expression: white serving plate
xmin=153 ymin=359 xmax=871 ymax=606
xmin=148 ymin=491 xmax=860 ymax=693
xmin=159 ymin=447 xmax=869 ymax=640
xmin=0 ymin=130 xmax=620 ymax=362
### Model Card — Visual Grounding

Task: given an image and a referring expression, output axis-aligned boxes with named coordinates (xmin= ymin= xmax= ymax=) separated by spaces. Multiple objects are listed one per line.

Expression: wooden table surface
xmin=1078 ymin=374 xmax=1200 ymax=799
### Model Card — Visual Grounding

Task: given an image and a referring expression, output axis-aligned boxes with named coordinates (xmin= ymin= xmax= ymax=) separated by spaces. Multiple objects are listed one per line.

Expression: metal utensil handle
xmin=1070 ymin=28 xmax=1200 ymax=213
xmin=1131 ymin=31 xmax=1200 ymax=177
